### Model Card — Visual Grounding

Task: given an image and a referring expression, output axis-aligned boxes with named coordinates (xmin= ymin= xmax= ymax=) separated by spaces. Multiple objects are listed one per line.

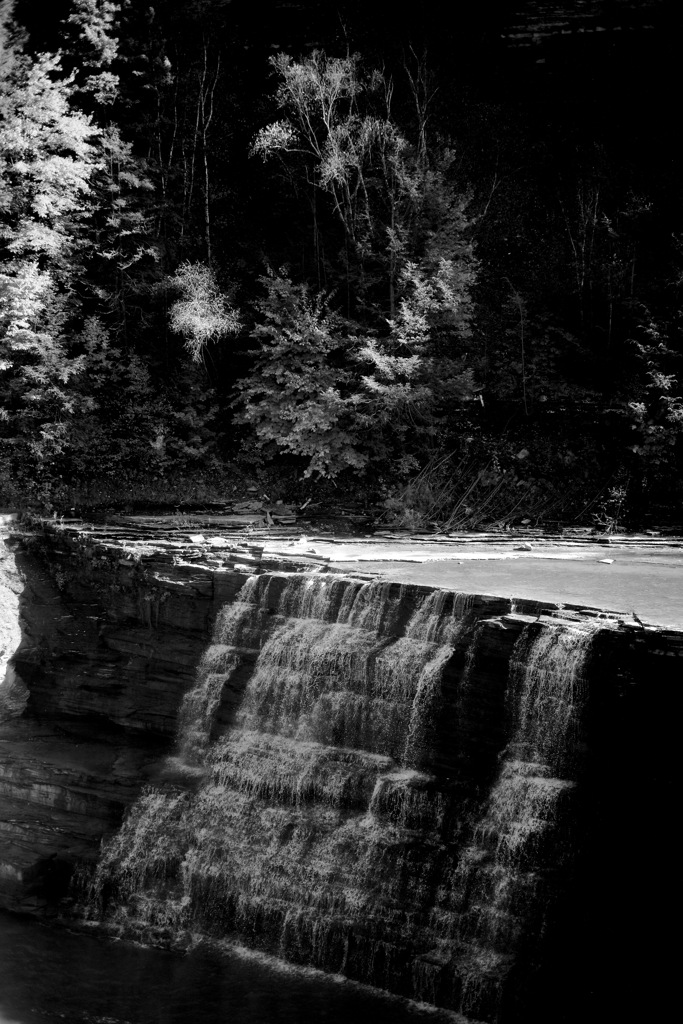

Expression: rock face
xmin=0 ymin=520 xmax=248 ymax=911
xmin=0 ymin=519 xmax=680 ymax=1022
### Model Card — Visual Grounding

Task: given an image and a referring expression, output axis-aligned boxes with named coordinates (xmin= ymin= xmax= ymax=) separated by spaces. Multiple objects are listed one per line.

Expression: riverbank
xmin=17 ymin=512 xmax=683 ymax=629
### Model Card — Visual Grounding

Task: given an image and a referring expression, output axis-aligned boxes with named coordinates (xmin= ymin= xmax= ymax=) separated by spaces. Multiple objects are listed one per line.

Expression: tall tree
xmin=0 ymin=0 xmax=101 ymax=486
xmin=248 ymin=50 xmax=479 ymax=475
xmin=65 ymin=0 xmax=161 ymax=348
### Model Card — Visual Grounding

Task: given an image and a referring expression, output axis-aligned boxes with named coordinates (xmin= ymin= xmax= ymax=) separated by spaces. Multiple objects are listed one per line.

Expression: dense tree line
xmin=1 ymin=0 xmax=681 ymax=526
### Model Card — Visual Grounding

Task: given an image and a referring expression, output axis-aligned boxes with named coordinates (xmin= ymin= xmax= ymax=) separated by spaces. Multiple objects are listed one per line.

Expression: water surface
xmin=0 ymin=913 xmax=455 ymax=1024
xmin=332 ymin=549 xmax=683 ymax=627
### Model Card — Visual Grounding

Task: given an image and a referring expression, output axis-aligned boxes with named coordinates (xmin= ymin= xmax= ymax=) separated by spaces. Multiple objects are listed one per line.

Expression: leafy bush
xmin=234 ymin=271 xmax=368 ymax=478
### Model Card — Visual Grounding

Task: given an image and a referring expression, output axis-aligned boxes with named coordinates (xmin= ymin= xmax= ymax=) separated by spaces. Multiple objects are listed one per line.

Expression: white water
xmin=430 ymin=619 xmax=608 ymax=1015
xmin=81 ymin=574 xmax=610 ymax=1020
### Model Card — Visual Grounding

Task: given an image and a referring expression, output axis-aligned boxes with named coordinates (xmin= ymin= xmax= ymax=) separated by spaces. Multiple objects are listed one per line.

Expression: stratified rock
xmin=0 ymin=517 xmax=679 ymax=1023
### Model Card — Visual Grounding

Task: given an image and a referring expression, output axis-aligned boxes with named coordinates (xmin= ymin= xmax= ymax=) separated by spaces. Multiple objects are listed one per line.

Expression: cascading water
xmin=429 ymin=618 xmax=608 ymax=1018
xmin=78 ymin=574 xmax=610 ymax=1021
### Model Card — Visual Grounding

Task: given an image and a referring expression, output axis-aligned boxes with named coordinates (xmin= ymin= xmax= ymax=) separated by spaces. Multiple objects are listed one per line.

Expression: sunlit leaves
xmin=0 ymin=52 xmax=100 ymax=261
xmin=251 ymin=120 xmax=297 ymax=159
xmin=169 ymin=262 xmax=241 ymax=362
xmin=0 ymin=18 xmax=100 ymax=454
xmin=68 ymin=0 xmax=120 ymax=104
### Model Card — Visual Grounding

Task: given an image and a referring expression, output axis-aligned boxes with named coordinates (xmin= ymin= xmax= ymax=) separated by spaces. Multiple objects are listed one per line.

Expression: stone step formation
xmin=77 ymin=575 xmax=609 ymax=1020
xmin=0 ymin=518 xmax=679 ymax=1022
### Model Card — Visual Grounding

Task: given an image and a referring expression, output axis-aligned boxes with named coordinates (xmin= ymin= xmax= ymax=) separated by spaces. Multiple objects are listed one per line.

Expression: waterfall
xmin=79 ymin=574 xmax=610 ymax=1021
xmin=220 ymin=576 xmax=471 ymax=759
xmin=177 ymin=576 xmax=264 ymax=762
xmin=432 ymin=619 xmax=607 ymax=1017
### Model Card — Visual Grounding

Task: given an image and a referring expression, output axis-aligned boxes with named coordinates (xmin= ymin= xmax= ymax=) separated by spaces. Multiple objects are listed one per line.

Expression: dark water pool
xmin=0 ymin=914 xmax=456 ymax=1024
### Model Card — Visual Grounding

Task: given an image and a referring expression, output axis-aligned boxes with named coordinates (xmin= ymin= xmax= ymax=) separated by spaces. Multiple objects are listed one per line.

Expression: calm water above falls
xmin=339 ymin=552 xmax=683 ymax=627
xmin=0 ymin=913 xmax=458 ymax=1024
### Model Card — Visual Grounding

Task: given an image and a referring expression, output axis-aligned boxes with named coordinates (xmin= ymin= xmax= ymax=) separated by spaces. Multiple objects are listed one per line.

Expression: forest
xmin=0 ymin=0 xmax=680 ymax=530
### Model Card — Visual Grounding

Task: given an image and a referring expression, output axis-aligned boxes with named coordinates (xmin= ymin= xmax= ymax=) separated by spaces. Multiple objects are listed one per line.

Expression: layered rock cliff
xmin=0 ymin=518 xmax=250 ymax=910
xmin=0 ymin=517 xmax=679 ymax=1022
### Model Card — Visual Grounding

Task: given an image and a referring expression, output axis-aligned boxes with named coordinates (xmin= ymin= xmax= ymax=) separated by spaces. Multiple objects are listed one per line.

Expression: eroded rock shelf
xmin=0 ymin=516 xmax=679 ymax=1022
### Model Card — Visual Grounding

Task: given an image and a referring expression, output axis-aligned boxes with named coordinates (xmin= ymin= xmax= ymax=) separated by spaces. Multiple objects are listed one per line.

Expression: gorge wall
xmin=0 ymin=518 xmax=679 ymax=1023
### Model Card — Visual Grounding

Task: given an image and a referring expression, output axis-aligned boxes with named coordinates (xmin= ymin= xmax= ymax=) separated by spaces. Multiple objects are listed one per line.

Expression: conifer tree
xmin=65 ymin=0 xmax=160 ymax=347
xmin=67 ymin=0 xmax=119 ymax=107
xmin=0 ymin=0 xmax=101 ymax=491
